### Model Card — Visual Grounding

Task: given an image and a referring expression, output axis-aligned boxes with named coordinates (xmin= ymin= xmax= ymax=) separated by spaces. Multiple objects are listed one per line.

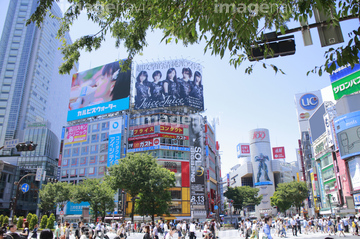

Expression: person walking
xmin=290 ymin=217 xmax=297 ymax=236
xmin=337 ymin=218 xmax=346 ymax=237
xmin=296 ymin=216 xmax=301 ymax=234
xmin=31 ymin=224 xmax=39 ymax=239
xmin=65 ymin=223 xmax=71 ymax=239
xmin=262 ymin=216 xmax=272 ymax=239
xmin=189 ymin=221 xmax=196 ymax=239
xmin=143 ymin=226 xmax=151 ymax=239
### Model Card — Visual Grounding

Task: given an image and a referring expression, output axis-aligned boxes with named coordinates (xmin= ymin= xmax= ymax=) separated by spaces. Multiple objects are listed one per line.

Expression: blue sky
xmin=0 ymin=0 xmax=358 ymax=175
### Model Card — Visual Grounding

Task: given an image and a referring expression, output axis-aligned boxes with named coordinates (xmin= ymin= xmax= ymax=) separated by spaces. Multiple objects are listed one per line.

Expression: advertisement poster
xmin=348 ymin=157 xmax=360 ymax=191
xmin=189 ymin=114 xmax=206 ymax=217
xmin=334 ymin=111 xmax=360 ymax=159
xmin=160 ymin=125 xmax=183 ymax=134
xmin=68 ymin=60 xmax=131 ymax=121
xmin=64 ymin=124 xmax=88 ymax=145
xmin=135 ymin=59 xmax=204 ymax=111
xmin=108 ymin=117 xmax=122 ymax=167
xmin=236 ymin=143 xmax=251 ymax=158
xmin=133 ymin=126 xmax=154 ymax=136
xmin=294 ymin=91 xmax=322 ymax=122
xmin=272 ymin=147 xmax=285 ymax=159
xmin=331 ymin=70 xmax=360 ymax=100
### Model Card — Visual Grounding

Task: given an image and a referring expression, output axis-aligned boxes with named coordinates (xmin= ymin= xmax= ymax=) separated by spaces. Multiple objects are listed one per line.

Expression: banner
xmin=134 ymin=59 xmax=204 ymax=111
xmin=160 ymin=125 xmax=183 ymax=134
xmin=272 ymin=147 xmax=285 ymax=159
xmin=108 ymin=118 xmax=122 ymax=167
xmin=133 ymin=126 xmax=154 ymax=136
xmin=331 ymin=70 xmax=360 ymax=100
xmin=189 ymin=114 xmax=206 ymax=217
xmin=67 ymin=60 xmax=131 ymax=121
xmin=128 ymin=133 xmax=188 ymax=141
xmin=64 ymin=124 xmax=88 ymax=145
xmin=236 ymin=143 xmax=250 ymax=158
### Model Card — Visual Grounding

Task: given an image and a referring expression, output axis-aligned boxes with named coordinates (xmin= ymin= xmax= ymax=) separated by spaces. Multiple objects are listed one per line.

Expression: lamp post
xmin=325 ymin=185 xmax=333 ymax=217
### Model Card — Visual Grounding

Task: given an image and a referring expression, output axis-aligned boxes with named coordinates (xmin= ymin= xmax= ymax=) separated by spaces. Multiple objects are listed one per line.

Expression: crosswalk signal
xmin=16 ymin=141 xmax=37 ymax=152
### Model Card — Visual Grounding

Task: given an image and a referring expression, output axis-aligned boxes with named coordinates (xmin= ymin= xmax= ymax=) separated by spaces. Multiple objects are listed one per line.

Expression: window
xmin=70 ymin=169 xmax=76 ymax=177
xmin=92 ymin=123 xmax=100 ymax=132
xmin=64 ymin=149 xmax=71 ymax=157
xmin=102 ymin=122 xmax=109 ymax=130
xmin=91 ymin=134 xmax=99 ymax=143
xmin=81 ymin=146 xmax=89 ymax=155
xmin=5 ymin=71 xmax=13 ymax=77
xmin=82 ymin=135 xmax=90 ymax=144
xmin=72 ymin=148 xmax=79 ymax=156
xmin=61 ymin=170 xmax=68 ymax=178
xmin=99 ymin=155 xmax=107 ymax=163
xmin=89 ymin=167 xmax=95 ymax=175
xmin=71 ymin=158 xmax=77 ymax=166
xmin=101 ymin=132 xmax=109 ymax=142
xmin=90 ymin=156 xmax=97 ymax=164
xmin=171 ymin=191 xmax=182 ymax=200
xmin=80 ymin=157 xmax=87 ymax=165
xmin=100 ymin=143 xmax=108 ymax=153
xmin=62 ymin=159 xmax=68 ymax=166
xmin=8 ymin=57 xmax=16 ymax=63
xmin=90 ymin=145 xmax=98 ymax=154
xmin=99 ymin=166 xmax=105 ymax=175
xmin=79 ymin=168 xmax=85 ymax=177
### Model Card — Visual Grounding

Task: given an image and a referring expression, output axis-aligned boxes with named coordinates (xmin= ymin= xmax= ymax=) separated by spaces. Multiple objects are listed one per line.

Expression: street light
xmin=325 ymin=185 xmax=333 ymax=217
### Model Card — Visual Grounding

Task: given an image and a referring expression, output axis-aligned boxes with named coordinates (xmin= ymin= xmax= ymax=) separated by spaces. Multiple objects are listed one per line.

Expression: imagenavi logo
xmin=112 ymin=122 xmax=119 ymax=129
xmin=300 ymin=93 xmax=319 ymax=111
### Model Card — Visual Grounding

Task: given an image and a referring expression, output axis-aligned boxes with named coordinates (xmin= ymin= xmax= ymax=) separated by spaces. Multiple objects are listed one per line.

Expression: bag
xmin=352 ymin=222 xmax=356 ymax=228
xmin=328 ymin=221 xmax=332 ymax=226
xmin=60 ymin=235 xmax=66 ymax=239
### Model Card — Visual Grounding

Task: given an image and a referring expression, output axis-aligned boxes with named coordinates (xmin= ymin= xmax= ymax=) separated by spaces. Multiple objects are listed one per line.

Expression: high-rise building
xmin=0 ymin=0 xmax=77 ymax=215
xmin=0 ymin=0 xmax=78 ymax=154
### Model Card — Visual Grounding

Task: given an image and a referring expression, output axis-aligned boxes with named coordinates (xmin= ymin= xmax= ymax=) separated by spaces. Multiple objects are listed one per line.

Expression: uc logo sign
xmin=300 ymin=93 xmax=318 ymax=111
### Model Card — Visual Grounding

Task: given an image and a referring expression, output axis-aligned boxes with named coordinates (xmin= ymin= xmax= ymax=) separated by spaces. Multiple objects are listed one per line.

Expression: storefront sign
xmin=160 ymin=125 xmax=183 ymax=134
xmin=133 ymin=126 xmax=154 ymax=136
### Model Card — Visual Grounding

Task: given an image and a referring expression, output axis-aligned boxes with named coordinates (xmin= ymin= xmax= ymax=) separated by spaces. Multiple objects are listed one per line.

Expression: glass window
xmin=70 ymin=169 xmax=76 ymax=177
xmin=72 ymin=148 xmax=79 ymax=156
xmin=82 ymin=135 xmax=90 ymax=144
xmin=99 ymin=166 xmax=105 ymax=175
xmin=90 ymin=156 xmax=97 ymax=164
xmin=62 ymin=159 xmax=68 ymax=166
xmin=90 ymin=145 xmax=98 ymax=154
xmin=8 ymin=57 xmax=16 ymax=63
xmin=61 ymin=170 xmax=68 ymax=178
xmin=13 ymin=30 xmax=22 ymax=36
xmin=64 ymin=149 xmax=70 ymax=157
xmin=89 ymin=167 xmax=95 ymax=175
xmin=102 ymin=122 xmax=109 ymax=130
xmin=322 ymin=167 xmax=335 ymax=182
xmin=71 ymin=158 xmax=77 ymax=166
xmin=81 ymin=146 xmax=89 ymax=155
xmin=92 ymin=123 xmax=100 ymax=132
xmin=80 ymin=157 xmax=87 ymax=165
xmin=79 ymin=168 xmax=85 ymax=176
xmin=171 ymin=191 xmax=182 ymax=200
xmin=100 ymin=143 xmax=108 ymax=153
xmin=99 ymin=155 xmax=107 ymax=163
xmin=91 ymin=134 xmax=99 ymax=143
xmin=101 ymin=132 xmax=109 ymax=142
xmin=5 ymin=71 xmax=13 ymax=77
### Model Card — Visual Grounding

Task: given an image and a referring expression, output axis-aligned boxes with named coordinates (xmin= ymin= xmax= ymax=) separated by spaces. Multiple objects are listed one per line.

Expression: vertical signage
xmin=108 ymin=117 xmax=122 ymax=167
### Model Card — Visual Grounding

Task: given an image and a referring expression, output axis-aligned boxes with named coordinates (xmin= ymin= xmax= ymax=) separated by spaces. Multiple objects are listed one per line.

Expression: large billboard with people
xmin=67 ymin=60 xmax=131 ymax=121
xmin=134 ymin=59 xmax=204 ymax=111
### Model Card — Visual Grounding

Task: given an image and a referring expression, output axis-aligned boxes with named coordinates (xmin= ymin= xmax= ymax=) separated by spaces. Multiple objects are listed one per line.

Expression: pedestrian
xmin=75 ymin=222 xmax=83 ymax=239
xmin=54 ymin=221 xmax=62 ymax=239
xmin=337 ymin=218 xmax=345 ymax=237
xmin=165 ymin=227 xmax=177 ymax=239
xmin=8 ymin=224 xmax=21 ymax=239
xmin=262 ymin=216 xmax=272 ymax=239
xmin=40 ymin=229 xmax=53 ymax=239
xmin=296 ymin=216 xmax=301 ymax=234
xmin=143 ymin=226 xmax=151 ymax=239
xmin=290 ymin=217 xmax=297 ymax=236
xmin=31 ymin=224 xmax=39 ymax=239
xmin=65 ymin=223 xmax=71 ymax=239
xmin=245 ymin=219 xmax=251 ymax=239
xmin=20 ymin=221 xmax=29 ymax=239
xmin=189 ymin=221 xmax=196 ymax=239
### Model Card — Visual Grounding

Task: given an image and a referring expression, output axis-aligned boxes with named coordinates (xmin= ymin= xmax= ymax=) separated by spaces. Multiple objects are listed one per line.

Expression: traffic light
xmin=16 ymin=141 xmax=37 ymax=152
xmin=47 ymin=178 xmax=58 ymax=183
xmin=248 ymin=35 xmax=296 ymax=61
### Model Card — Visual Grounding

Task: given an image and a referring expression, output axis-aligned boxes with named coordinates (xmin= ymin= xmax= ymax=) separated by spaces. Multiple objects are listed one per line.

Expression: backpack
xmin=328 ymin=220 xmax=332 ymax=226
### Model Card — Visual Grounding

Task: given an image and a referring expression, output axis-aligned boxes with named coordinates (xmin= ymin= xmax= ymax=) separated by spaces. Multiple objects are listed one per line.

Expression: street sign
xmin=60 ymin=211 xmax=64 ymax=215
xmin=35 ymin=168 xmax=43 ymax=181
xmin=214 ymin=205 xmax=218 ymax=210
xmin=21 ymin=183 xmax=29 ymax=193
xmin=4 ymin=139 xmax=19 ymax=149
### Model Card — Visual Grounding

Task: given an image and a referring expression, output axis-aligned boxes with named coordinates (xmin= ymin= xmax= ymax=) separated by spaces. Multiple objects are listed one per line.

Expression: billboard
xmin=331 ymin=70 xmax=360 ymax=100
xmin=294 ymin=91 xmax=323 ymax=122
xmin=189 ymin=114 xmax=206 ymax=218
xmin=334 ymin=111 xmax=360 ymax=159
xmin=133 ymin=126 xmax=154 ymax=136
xmin=236 ymin=143 xmax=250 ymax=158
xmin=107 ymin=117 xmax=122 ymax=167
xmin=67 ymin=60 xmax=131 ymax=121
xmin=272 ymin=147 xmax=285 ymax=159
xmin=134 ymin=59 xmax=204 ymax=111
xmin=128 ymin=138 xmax=160 ymax=149
xmin=160 ymin=125 xmax=183 ymax=134
xmin=348 ymin=157 xmax=360 ymax=191
xmin=64 ymin=124 xmax=88 ymax=145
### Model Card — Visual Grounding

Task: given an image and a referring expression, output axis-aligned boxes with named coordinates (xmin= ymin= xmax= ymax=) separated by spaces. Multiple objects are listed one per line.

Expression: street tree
xmin=26 ymin=1 xmax=359 ymax=75
xmin=29 ymin=214 xmax=38 ymax=230
xmin=271 ymin=181 xmax=308 ymax=214
xmin=71 ymin=178 xmax=115 ymax=221
xmin=135 ymin=165 xmax=175 ymax=222
xmin=224 ymin=186 xmax=263 ymax=211
xmin=46 ymin=213 xmax=55 ymax=229
xmin=40 ymin=215 xmax=48 ymax=229
xmin=17 ymin=216 xmax=24 ymax=229
xmin=38 ymin=182 xmax=73 ymax=214
xmin=106 ymin=153 xmax=165 ymax=223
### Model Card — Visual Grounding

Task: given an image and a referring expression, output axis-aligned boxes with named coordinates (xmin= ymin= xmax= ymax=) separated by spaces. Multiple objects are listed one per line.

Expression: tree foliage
xmin=26 ymin=213 xmax=33 ymax=227
xmin=17 ymin=216 xmax=24 ymax=229
xmin=106 ymin=153 xmax=173 ymax=223
xmin=40 ymin=215 xmax=48 ymax=229
xmin=2 ymin=216 xmax=9 ymax=225
xmin=270 ymin=181 xmax=308 ymax=213
xmin=224 ymin=186 xmax=263 ymax=211
xmin=71 ymin=178 xmax=115 ymax=221
xmin=134 ymin=163 xmax=175 ymax=222
xmin=29 ymin=214 xmax=38 ymax=230
xmin=38 ymin=182 xmax=73 ymax=214
xmin=46 ymin=213 xmax=55 ymax=229
xmin=13 ymin=216 xmax=18 ymax=227
xmin=26 ymin=0 xmax=359 ymax=75
xmin=0 ymin=215 xmax=3 ymax=225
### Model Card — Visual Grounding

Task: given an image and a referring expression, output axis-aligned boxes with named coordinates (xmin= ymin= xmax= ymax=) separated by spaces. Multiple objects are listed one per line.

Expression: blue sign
xmin=127 ymin=145 xmax=190 ymax=153
xmin=108 ymin=134 xmax=121 ymax=167
xmin=299 ymin=93 xmax=319 ymax=111
xmin=354 ymin=193 xmax=360 ymax=206
xmin=65 ymin=201 xmax=90 ymax=215
xmin=206 ymin=146 xmax=209 ymax=156
xmin=254 ymin=181 xmax=273 ymax=186
xmin=236 ymin=144 xmax=241 ymax=158
xmin=329 ymin=53 xmax=360 ymax=83
xmin=214 ymin=205 xmax=218 ymax=210
xmin=67 ymin=97 xmax=129 ymax=121
xmin=21 ymin=183 xmax=29 ymax=193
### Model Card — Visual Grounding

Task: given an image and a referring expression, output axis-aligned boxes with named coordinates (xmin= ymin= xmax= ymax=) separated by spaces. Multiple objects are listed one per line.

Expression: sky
xmin=0 ymin=0 xmax=359 ymax=176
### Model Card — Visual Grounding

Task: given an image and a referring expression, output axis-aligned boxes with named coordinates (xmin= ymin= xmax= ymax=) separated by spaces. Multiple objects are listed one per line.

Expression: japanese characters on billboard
xmin=294 ymin=91 xmax=323 ymax=122
xmin=236 ymin=143 xmax=250 ymax=158
xmin=128 ymin=138 xmax=160 ymax=149
xmin=128 ymin=133 xmax=188 ymax=141
xmin=189 ymin=114 xmax=206 ymax=217
xmin=272 ymin=147 xmax=285 ymax=159
xmin=334 ymin=111 xmax=360 ymax=159
xmin=108 ymin=117 xmax=122 ymax=167
xmin=68 ymin=60 xmax=131 ymax=121
xmin=134 ymin=59 xmax=204 ymax=111
xmin=64 ymin=124 xmax=88 ymax=145
xmin=133 ymin=126 xmax=155 ymax=136
xmin=160 ymin=125 xmax=183 ymax=134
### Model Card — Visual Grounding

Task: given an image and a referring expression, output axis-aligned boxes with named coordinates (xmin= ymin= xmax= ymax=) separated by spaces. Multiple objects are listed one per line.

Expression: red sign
xmin=129 ymin=138 xmax=154 ymax=149
xmin=241 ymin=145 xmax=250 ymax=154
xmin=133 ymin=126 xmax=154 ymax=136
xmin=253 ymin=131 xmax=266 ymax=140
xmin=60 ymin=211 xmax=64 ymax=215
xmin=272 ymin=147 xmax=286 ymax=159
xmin=58 ymin=154 xmax=62 ymax=167
xmin=314 ymin=174 xmax=318 ymax=181
xmin=153 ymin=138 xmax=160 ymax=146
xmin=128 ymin=133 xmax=188 ymax=141
xmin=160 ymin=125 xmax=183 ymax=134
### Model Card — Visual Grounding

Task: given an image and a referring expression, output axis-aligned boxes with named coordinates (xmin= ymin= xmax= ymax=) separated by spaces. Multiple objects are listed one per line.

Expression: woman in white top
xmin=117 ymin=223 xmax=126 ymax=239
xmin=164 ymin=221 xmax=170 ymax=234
xmin=203 ymin=222 xmax=209 ymax=239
